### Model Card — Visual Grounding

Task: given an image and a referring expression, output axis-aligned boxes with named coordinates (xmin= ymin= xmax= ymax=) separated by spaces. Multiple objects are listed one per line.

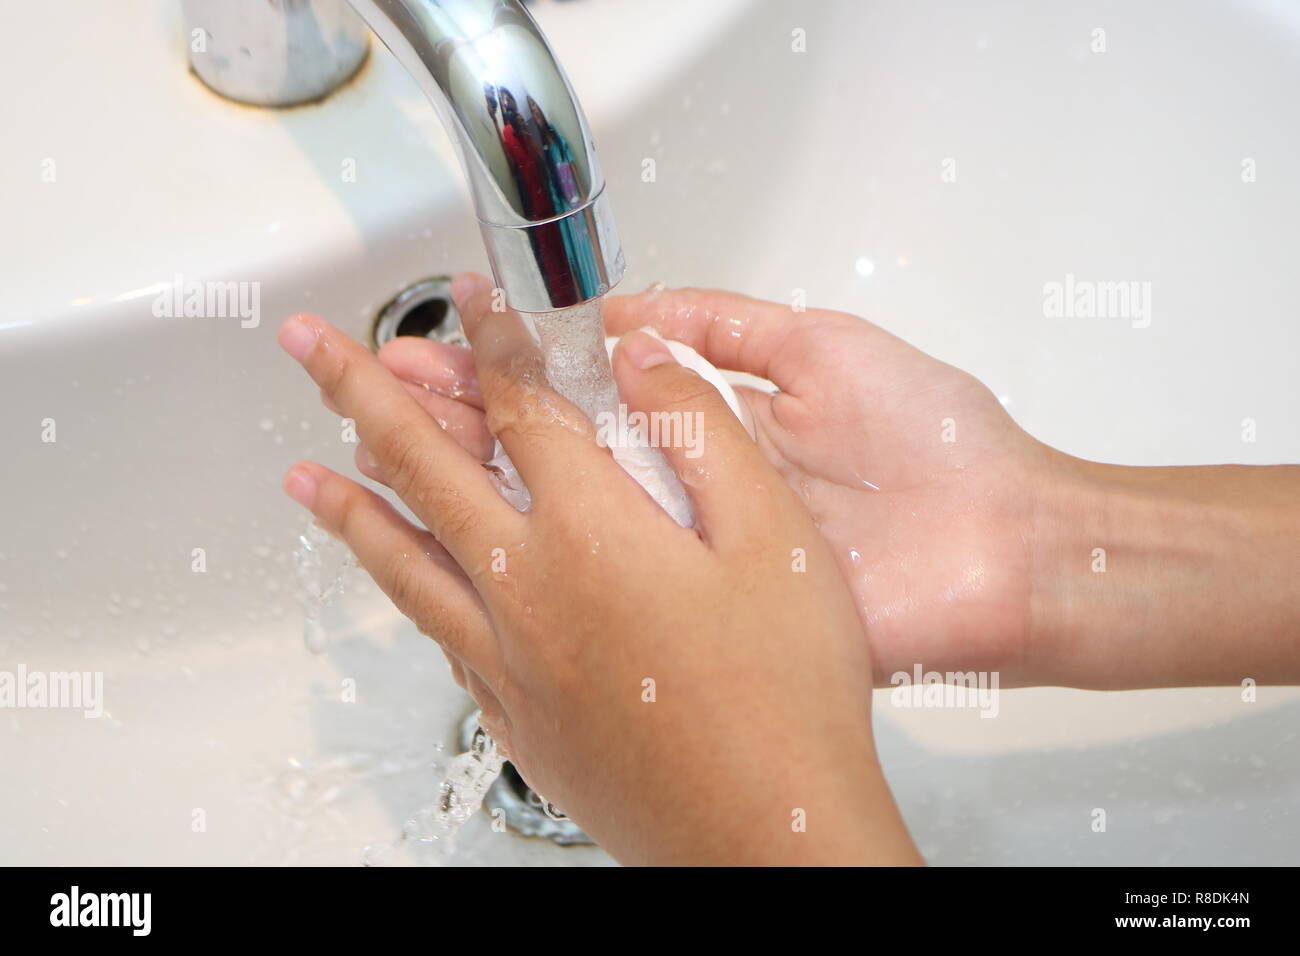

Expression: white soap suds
xmin=590 ymin=330 xmax=750 ymax=527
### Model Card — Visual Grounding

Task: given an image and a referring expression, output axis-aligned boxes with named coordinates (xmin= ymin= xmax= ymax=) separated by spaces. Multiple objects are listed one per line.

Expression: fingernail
xmin=450 ymin=273 xmax=491 ymax=309
xmin=279 ymin=316 xmax=318 ymax=363
xmin=283 ymin=466 xmax=317 ymax=509
xmin=619 ymin=329 xmax=676 ymax=370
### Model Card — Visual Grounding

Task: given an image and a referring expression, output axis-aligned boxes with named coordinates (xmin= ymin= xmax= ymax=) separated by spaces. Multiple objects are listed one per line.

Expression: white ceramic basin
xmin=1 ymin=0 xmax=1297 ymax=865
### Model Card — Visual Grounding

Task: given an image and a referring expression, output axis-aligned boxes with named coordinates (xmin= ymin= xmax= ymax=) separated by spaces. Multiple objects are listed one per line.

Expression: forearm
xmin=1031 ymin=455 xmax=1300 ymax=689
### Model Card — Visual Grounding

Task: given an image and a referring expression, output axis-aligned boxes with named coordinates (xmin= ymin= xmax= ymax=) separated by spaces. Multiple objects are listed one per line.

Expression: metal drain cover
xmin=372 ymin=276 xmax=467 ymax=349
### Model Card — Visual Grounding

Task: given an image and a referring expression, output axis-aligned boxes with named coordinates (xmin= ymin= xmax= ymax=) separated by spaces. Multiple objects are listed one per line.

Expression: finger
xmin=451 ymin=273 xmax=626 ymax=504
xmin=334 ymin=385 xmax=492 ymax=476
xmin=395 ymin=383 xmax=493 ymax=460
xmin=353 ymin=395 xmax=490 ymax=486
xmin=332 ymin=387 xmax=493 ymax=470
xmin=612 ymin=330 xmax=781 ymax=544
xmin=378 ymin=337 xmax=483 ymax=410
xmin=323 ymin=377 xmax=485 ymax=431
xmin=279 ymin=313 xmax=521 ymax=565
xmin=464 ymin=670 xmax=509 ymax=752
xmin=355 ymin=444 xmax=384 ymax=483
xmin=437 ymin=650 xmax=509 ymax=754
xmin=439 ymin=651 xmax=507 ymax=751
xmin=443 ymin=649 xmax=468 ymax=691
xmin=282 ymin=461 xmax=502 ymax=679
xmin=603 ymin=286 xmax=858 ymax=392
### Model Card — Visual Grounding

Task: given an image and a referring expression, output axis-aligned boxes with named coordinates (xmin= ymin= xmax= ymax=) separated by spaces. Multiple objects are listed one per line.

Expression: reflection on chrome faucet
xmin=492 ymin=86 xmax=576 ymax=304
xmin=480 ymin=85 xmax=604 ymax=303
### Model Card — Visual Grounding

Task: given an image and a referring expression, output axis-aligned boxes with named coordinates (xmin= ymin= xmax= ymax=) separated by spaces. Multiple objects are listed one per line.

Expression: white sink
xmin=2 ymin=0 xmax=1297 ymax=865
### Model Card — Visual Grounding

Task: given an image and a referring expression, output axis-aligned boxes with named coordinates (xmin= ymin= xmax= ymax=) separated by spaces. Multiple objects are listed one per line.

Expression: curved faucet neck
xmin=183 ymin=0 xmax=624 ymax=311
xmin=349 ymin=0 xmax=626 ymax=310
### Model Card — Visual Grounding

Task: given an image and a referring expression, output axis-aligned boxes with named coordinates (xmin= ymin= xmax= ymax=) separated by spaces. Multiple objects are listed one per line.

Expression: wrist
xmin=1027 ymin=452 xmax=1146 ymax=687
xmin=1029 ymin=454 xmax=1300 ymax=688
xmin=707 ymin=760 xmax=922 ymax=866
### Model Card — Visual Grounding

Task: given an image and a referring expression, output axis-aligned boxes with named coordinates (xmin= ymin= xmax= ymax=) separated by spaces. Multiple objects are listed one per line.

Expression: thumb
xmin=612 ymin=329 xmax=772 ymax=541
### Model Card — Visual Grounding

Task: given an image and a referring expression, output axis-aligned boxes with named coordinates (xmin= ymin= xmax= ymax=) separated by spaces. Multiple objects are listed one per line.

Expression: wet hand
xmin=278 ymin=276 xmax=919 ymax=865
xmin=387 ymin=285 xmax=1059 ymax=686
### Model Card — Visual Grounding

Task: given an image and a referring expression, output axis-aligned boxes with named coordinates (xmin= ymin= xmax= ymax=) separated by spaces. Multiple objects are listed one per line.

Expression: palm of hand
xmin=736 ymin=315 xmax=1044 ymax=682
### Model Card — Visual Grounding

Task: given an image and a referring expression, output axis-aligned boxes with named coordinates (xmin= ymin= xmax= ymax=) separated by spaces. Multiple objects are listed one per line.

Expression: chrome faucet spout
xmin=184 ymin=0 xmax=624 ymax=312
xmin=346 ymin=0 xmax=623 ymax=311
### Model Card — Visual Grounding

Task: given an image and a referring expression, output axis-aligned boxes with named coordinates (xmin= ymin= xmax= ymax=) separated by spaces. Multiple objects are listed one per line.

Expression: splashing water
xmin=289 ymin=516 xmax=507 ymax=865
xmin=362 ymin=723 xmax=504 ymax=865
xmin=292 ymin=521 xmax=358 ymax=653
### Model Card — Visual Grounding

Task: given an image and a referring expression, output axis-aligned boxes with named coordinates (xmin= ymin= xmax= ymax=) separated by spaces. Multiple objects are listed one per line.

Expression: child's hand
xmin=375 ymin=285 xmax=1058 ymax=685
xmin=375 ymin=285 xmax=1300 ymax=691
xmin=278 ymin=276 xmax=919 ymax=865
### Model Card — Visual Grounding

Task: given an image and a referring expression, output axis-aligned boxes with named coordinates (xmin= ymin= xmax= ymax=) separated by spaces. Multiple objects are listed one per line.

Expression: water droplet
xmin=303 ymin=618 xmax=327 ymax=655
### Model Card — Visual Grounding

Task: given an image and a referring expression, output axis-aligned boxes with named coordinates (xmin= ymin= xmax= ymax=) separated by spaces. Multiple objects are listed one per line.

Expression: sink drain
xmin=372 ymin=277 xmax=466 ymax=349
xmin=457 ymin=711 xmax=594 ymax=847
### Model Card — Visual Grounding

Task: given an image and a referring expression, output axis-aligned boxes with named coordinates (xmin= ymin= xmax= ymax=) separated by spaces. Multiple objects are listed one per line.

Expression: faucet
xmin=182 ymin=0 xmax=624 ymax=312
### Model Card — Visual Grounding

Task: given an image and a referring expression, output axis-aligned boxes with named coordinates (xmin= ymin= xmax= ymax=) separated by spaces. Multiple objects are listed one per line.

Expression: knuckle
xmin=382 ymin=552 xmax=428 ymax=619
xmin=375 ymin=423 xmax=432 ymax=488
xmin=430 ymin=614 xmax=472 ymax=660
xmin=487 ymin=407 xmax=559 ymax=447
xmin=370 ymin=426 xmax=482 ymax=544
xmin=491 ymin=347 xmax=547 ymax=389
xmin=481 ymin=353 xmax=547 ymax=412
xmin=427 ymin=493 xmax=479 ymax=544
xmin=414 ymin=599 xmax=471 ymax=659
xmin=486 ymin=669 xmax=519 ymax=711
xmin=330 ymin=481 xmax=367 ymax=539
xmin=313 ymin=346 xmax=352 ymax=398
xmin=444 ymin=654 xmax=468 ymax=691
xmin=657 ymin=369 xmax=721 ymax=413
